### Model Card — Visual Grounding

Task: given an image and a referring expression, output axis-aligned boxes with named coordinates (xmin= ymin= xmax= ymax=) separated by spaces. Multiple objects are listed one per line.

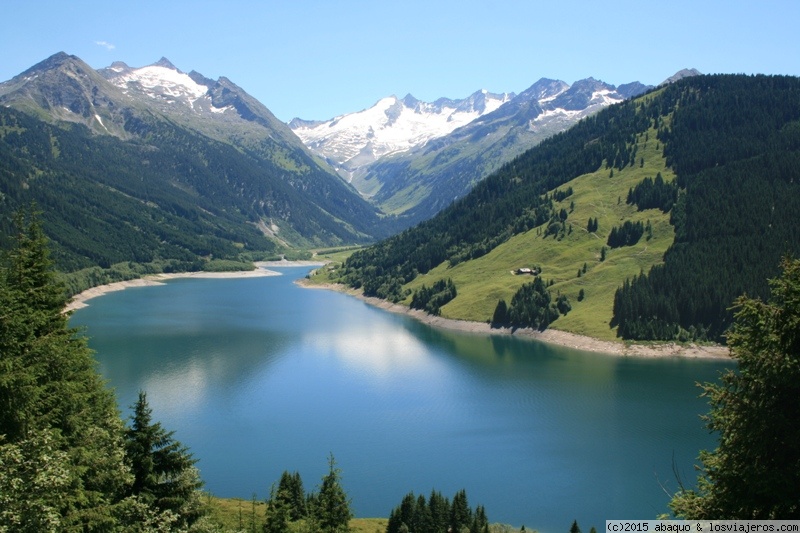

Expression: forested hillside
xmin=0 ymin=53 xmax=402 ymax=295
xmin=0 ymin=106 xmax=389 ymax=276
xmin=331 ymin=75 xmax=800 ymax=342
xmin=612 ymin=75 xmax=800 ymax=340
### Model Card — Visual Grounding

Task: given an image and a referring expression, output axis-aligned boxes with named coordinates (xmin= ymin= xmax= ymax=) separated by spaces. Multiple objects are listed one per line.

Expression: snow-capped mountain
xmin=289 ymin=90 xmax=514 ymax=180
xmin=101 ymin=58 xmax=215 ymax=110
xmin=356 ymin=76 xmax=655 ymax=225
xmin=0 ymin=52 xmax=393 ymax=251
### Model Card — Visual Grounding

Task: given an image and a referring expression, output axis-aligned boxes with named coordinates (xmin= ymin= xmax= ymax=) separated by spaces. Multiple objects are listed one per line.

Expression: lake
xmin=69 ymin=266 xmax=732 ymax=532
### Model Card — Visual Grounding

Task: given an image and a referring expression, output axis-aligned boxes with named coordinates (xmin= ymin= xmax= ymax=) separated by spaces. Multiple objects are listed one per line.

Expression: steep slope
xmin=325 ymin=75 xmax=800 ymax=343
xmin=0 ymin=53 xmax=395 ymax=271
xmin=354 ymin=77 xmax=652 ymax=225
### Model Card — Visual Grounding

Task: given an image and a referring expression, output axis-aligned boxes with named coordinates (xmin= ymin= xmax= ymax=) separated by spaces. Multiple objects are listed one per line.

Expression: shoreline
xmin=64 ymin=263 xmax=295 ymax=312
xmin=65 ymin=260 xmax=330 ymax=312
xmin=65 ymin=263 xmax=731 ymax=359
xmin=297 ymin=279 xmax=731 ymax=360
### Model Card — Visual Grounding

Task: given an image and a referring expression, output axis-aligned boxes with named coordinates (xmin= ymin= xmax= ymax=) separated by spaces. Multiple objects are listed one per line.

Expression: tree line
xmin=387 ymin=489 xmax=488 ymax=533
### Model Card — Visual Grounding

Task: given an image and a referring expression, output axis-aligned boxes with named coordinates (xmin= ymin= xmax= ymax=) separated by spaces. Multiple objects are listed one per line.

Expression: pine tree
xmin=669 ymin=258 xmax=800 ymax=518
xmin=275 ymin=470 xmax=307 ymax=520
xmin=428 ymin=490 xmax=450 ymax=533
xmin=125 ymin=391 xmax=204 ymax=527
xmin=450 ymin=489 xmax=472 ymax=533
xmin=491 ymin=299 xmax=509 ymax=326
xmin=264 ymin=482 xmax=291 ymax=533
xmin=0 ymin=206 xmax=132 ymax=530
xmin=312 ymin=454 xmax=352 ymax=533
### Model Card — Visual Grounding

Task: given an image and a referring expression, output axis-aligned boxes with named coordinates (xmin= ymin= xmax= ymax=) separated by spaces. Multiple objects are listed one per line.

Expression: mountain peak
xmin=153 ymin=57 xmax=179 ymax=71
xmin=290 ymin=90 xmax=514 ymax=174
xmin=14 ymin=51 xmax=85 ymax=79
xmin=661 ymin=68 xmax=702 ymax=85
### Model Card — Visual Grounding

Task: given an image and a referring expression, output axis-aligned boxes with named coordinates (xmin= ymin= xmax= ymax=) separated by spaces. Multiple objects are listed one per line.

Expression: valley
xmin=2 ymin=46 xmax=800 ymax=531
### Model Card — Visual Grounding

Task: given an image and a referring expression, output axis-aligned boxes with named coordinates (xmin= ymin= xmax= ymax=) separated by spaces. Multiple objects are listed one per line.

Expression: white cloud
xmin=94 ymin=40 xmax=115 ymax=51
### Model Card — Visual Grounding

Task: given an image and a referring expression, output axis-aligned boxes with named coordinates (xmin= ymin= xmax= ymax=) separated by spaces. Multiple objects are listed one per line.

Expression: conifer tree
xmin=312 ymin=454 xmax=352 ymax=533
xmin=125 ymin=391 xmax=204 ymax=527
xmin=275 ymin=470 xmax=307 ymax=520
xmin=450 ymin=489 xmax=472 ymax=533
xmin=428 ymin=490 xmax=450 ymax=533
xmin=264 ymin=482 xmax=291 ymax=533
xmin=0 ymin=206 xmax=132 ymax=530
xmin=669 ymin=258 xmax=800 ymax=518
xmin=491 ymin=299 xmax=509 ymax=326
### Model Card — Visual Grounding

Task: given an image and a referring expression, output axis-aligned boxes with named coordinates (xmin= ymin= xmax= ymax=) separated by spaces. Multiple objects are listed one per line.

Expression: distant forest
xmin=339 ymin=75 xmax=800 ymax=341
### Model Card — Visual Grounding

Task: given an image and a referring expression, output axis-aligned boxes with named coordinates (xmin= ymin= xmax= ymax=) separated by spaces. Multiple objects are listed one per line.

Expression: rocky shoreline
xmin=64 ymin=266 xmax=283 ymax=312
xmin=298 ymin=279 xmax=731 ymax=360
xmin=64 ymin=264 xmax=730 ymax=359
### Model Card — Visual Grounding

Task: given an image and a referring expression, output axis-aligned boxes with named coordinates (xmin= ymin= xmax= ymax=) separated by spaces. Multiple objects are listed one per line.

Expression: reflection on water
xmin=71 ymin=268 xmax=733 ymax=533
xmin=303 ymin=326 xmax=444 ymax=378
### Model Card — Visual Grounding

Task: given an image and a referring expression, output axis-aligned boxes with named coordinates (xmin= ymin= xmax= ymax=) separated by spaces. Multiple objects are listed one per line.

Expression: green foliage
xmin=202 ymin=259 xmax=256 ymax=273
xmin=503 ymin=277 xmax=560 ymax=330
xmin=0 ymin=207 xmax=134 ymax=530
xmin=612 ymin=75 xmax=800 ymax=341
xmin=311 ymin=454 xmax=353 ymax=533
xmin=386 ymin=489 xmax=488 ymax=533
xmin=125 ymin=391 xmax=205 ymax=528
xmin=264 ymin=483 xmax=292 ymax=533
xmin=491 ymin=299 xmax=509 ymax=326
xmin=626 ymin=172 xmax=677 ymax=212
xmin=410 ymin=278 xmax=457 ymax=316
xmin=606 ymin=221 xmax=644 ymax=248
xmin=0 ymin=429 xmax=72 ymax=533
xmin=276 ymin=471 xmax=307 ymax=521
xmin=0 ymin=209 xmax=220 ymax=530
xmin=669 ymin=257 xmax=800 ymax=519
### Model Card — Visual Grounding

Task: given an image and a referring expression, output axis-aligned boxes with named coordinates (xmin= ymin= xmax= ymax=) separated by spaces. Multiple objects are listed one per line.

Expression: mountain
xmin=289 ymin=90 xmax=514 ymax=186
xmin=0 ymin=53 xmax=396 ymax=273
xmin=293 ymin=76 xmax=653 ymax=226
xmin=366 ymin=76 xmax=654 ymax=224
xmin=660 ymin=67 xmax=702 ymax=85
xmin=327 ymin=74 xmax=800 ymax=343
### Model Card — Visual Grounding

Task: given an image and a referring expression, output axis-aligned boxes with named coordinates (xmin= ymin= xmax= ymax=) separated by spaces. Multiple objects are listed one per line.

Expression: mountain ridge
xmin=290 ymin=70 xmax=696 ymax=227
xmin=357 ymin=75 xmax=656 ymax=224
xmin=325 ymin=74 xmax=800 ymax=343
xmin=289 ymin=89 xmax=514 ymax=184
xmin=0 ymin=52 xmax=397 ymax=275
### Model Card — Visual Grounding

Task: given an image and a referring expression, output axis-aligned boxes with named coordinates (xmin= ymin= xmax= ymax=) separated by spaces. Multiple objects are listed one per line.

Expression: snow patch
xmin=109 ymin=65 xmax=209 ymax=102
xmin=94 ymin=114 xmax=109 ymax=132
xmin=291 ymin=92 xmax=512 ymax=167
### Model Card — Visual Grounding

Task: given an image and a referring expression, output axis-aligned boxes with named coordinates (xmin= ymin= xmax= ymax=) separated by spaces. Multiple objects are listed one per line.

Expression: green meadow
xmin=314 ymin=126 xmax=676 ymax=343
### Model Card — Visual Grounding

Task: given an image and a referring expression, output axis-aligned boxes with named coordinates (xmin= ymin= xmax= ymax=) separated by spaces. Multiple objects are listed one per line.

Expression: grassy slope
xmin=204 ymin=496 xmax=388 ymax=532
xmin=205 ymin=496 xmax=526 ymax=532
xmin=399 ymin=126 xmax=674 ymax=342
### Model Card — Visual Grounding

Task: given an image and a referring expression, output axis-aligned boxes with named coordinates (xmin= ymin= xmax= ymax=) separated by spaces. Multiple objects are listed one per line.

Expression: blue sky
xmin=2 ymin=0 xmax=799 ymax=122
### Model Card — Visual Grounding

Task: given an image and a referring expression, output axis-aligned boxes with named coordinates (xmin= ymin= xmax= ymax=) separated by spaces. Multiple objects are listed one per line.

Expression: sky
xmin=2 ymin=0 xmax=799 ymax=123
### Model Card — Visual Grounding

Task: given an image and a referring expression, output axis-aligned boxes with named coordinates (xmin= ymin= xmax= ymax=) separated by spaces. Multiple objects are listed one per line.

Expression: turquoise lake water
xmin=69 ymin=266 xmax=733 ymax=532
